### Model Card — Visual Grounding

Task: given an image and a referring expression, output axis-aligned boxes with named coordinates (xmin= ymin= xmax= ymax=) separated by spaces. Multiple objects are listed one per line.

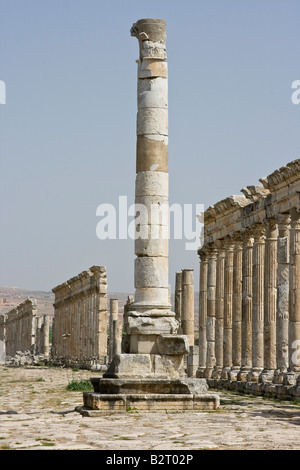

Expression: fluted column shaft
xmin=196 ymin=248 xmax=208 ymax=378
xmin=260 ymin=219 xmax=278 ymax=383
xmin=221 ymin=240 xmax=234 ymax=378
xmin=229 ymin=237 xmax=243 ymax=379
xmin=274 ymin=214 xmax=290 ymax=384
xmin=212 ymin=241 xmax=225 ymax=379
xmin=175 ymin=271 xmax=182 ymax=331
xmin=284 ymin=208 xmax=300 ymax=385
xmin=248 ymin=225 xmax=265 ymax=382
xmin=181 ymin=269 xmax=195 ymax=347
xmin=237 ymin=232 xmax=253 ymax=381
xmin=204 ymin=246 xmax=217 ymax=378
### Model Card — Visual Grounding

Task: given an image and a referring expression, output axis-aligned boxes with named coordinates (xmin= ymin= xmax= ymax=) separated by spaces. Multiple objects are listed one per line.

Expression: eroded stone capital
xmin=131 ymin=18 xmax=167 ymax=60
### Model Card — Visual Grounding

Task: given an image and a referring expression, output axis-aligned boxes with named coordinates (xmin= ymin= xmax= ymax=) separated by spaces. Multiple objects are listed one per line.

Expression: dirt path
xmin=0 ymin=364 xmax=300 ymax=450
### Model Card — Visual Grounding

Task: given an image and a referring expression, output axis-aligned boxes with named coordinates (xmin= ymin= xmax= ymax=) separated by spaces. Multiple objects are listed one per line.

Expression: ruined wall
xmin=197 ymin=158 xmax=300 ymax=399
xmin=51 ymin=266 xmax=108 ymax=369
xmin=3 ymin=299 xmax=49 ymax=357
xmin=5 ymin=299 xmax=37 ymax=356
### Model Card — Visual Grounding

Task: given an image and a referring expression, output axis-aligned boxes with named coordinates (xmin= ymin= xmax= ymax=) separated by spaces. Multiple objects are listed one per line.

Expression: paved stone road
xmin=0 ymin=365 xmax=299 ymax=450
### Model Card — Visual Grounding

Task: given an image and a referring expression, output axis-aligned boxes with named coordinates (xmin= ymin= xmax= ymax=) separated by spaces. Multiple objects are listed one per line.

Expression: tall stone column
xmin=229 ymin=236 xmax=243 ymax=380
xmin=42 ymin=314 xmax=50 ymax=356
xmin=237 ymin=232 xmax=253 ymax=381
xmin=247 ymin=225 xmax=265 ymax=382
xmin=175 ymin=271 xmax=182 ymax=331
xmin=204 ymin=245 xmax=217 ymax=378
xmin=212 ymin=241 xmax=225 ymax=379
xmin=284 ymin=207 xmax=300 ymax=385
xmin=260 ymin=218 xmax=278 ymax=383
xmin=127 ymin=19 xmax=179 ymax=356
xmin=109 ymin=299 xmax=119 ymax=363
xmin=274 ymin=213 xmax=290 ymax=384
xmin=112 ymin=319 xmax=122 ymax=357
xmin=196 ymin=248 xmax=208 ymax=378
xmin=221 ymin=238 xmax=234 ymax=379
xmin=181 ymin=269 xmax=195 ymax=347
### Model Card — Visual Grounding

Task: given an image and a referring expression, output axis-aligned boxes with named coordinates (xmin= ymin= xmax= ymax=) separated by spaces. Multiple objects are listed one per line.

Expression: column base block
xmin=76 ymin=392 xmax=220 ymax=415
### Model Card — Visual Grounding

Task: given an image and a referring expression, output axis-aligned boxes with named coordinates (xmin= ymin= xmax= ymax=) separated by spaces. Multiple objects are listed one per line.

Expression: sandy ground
xmin=0 ymin=364 xmax=300 ymax=451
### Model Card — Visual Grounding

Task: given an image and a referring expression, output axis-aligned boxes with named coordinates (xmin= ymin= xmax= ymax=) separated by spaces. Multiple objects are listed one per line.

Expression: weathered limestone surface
xmin=51 ymin=266 xmax=108 ymax=369
xmin=197 ymin=158 xmax=300 ymax=400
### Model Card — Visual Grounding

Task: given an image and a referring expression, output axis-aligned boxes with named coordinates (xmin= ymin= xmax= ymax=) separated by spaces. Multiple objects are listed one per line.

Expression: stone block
xmin=135 ymin=237 xmax=168 ymax=257
xmin=130 ymin=334 xmax=159 ymax=354
xmin=138 ymin=60 xmax=168 ymax=79
xmin=157 ymin=334 xmax=189 ymax=355
xmin=137 ymin=108 xmax=168 ymax=136
xmin=138 ymin=91 xmax=167 ymax=109
xmin=135 ymin=171 xmax=168 ymax=197
xmin=134 ymin=256 xmax=168 ymax=288
xmin=104 ymin=353 xmax=152 ymax=379
xmin=134 ymin=287 xmax=169 ymax=304
xmin=126 ymin=315 xmax=178 ymax=336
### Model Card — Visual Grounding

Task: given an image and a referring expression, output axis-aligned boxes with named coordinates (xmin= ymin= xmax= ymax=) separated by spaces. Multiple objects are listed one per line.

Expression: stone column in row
xmin=112 ymin=319 xmax=122 ymax=357
xmin=247 ymin=224 xmax=265 ymax=382
xmin=181 ymin=269 xmax=195 ymax=347
xmin=175 ymin=271 xmax=182 ymax=331
xmin=274 ymin=213 xmax=290 ymax=384
xmin=229 ymin=236 xmax=243 ymax=380
xmin=237 ymin=231 xmax=253 ymax=381
xmin=212 ymin=240 xmax=225 ymax=379
xmin=196 ymin=248 xmax=208 ymax=378
xmin=285 ymin=208 xmax=300 ymax=385
xmin=109 ymin=299 xmax=119 ymax=363
xmin=260 ymin=218 xmax=278 ymax=383
xmin=204 ymin=245 xmax=217 ymax=378
xmin=42 ymin=314 xmax=50 ymax=356
xmin=221 ymin=238 xmax=234 ymax=379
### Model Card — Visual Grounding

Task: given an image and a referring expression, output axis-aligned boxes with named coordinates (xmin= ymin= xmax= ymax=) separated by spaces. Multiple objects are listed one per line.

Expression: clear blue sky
xmin=0 ymin=0 xmax=299 ymax=295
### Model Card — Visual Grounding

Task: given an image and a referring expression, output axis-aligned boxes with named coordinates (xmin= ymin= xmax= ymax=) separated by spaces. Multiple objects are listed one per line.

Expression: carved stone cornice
xmin=259 ymin=159 xmax=300 ymax=192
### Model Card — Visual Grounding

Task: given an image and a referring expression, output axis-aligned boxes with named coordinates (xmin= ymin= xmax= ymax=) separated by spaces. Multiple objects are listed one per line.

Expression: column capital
xmin=198 ymin=246 xmax=209 ymax=262
xmin=214 ymin=239 xmax=226 ymax=255
xmin=241 ymin=230 xmax=254 ymax=247
xmin=252 ymin=223 xmax=266 ymax=243
xmin=276 ymin=213 xmax=291 ymax=237
xmin=290 ymin=206 xmax=300 ymax=227
xmin=206 ymin=243 xmax=218 ymax=258
xmin=223 ymin=236 xmax=235 ymax=251
xmin=263 ymin=218 xmax=278 ymax=238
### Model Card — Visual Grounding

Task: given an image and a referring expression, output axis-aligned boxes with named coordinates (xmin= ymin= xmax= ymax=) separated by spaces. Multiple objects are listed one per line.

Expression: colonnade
xmin=197 ymin=160 xmax=300 ymax=389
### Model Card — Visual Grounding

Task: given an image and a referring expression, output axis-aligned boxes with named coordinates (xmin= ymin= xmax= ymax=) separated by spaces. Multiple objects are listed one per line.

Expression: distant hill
xmin=0 ymin=286 xmax=55 ymax=316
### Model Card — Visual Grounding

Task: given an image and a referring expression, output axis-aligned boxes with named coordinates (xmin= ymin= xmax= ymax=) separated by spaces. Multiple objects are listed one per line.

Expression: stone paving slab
xmin=0 ymin=365 xmax=300 ymax=450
